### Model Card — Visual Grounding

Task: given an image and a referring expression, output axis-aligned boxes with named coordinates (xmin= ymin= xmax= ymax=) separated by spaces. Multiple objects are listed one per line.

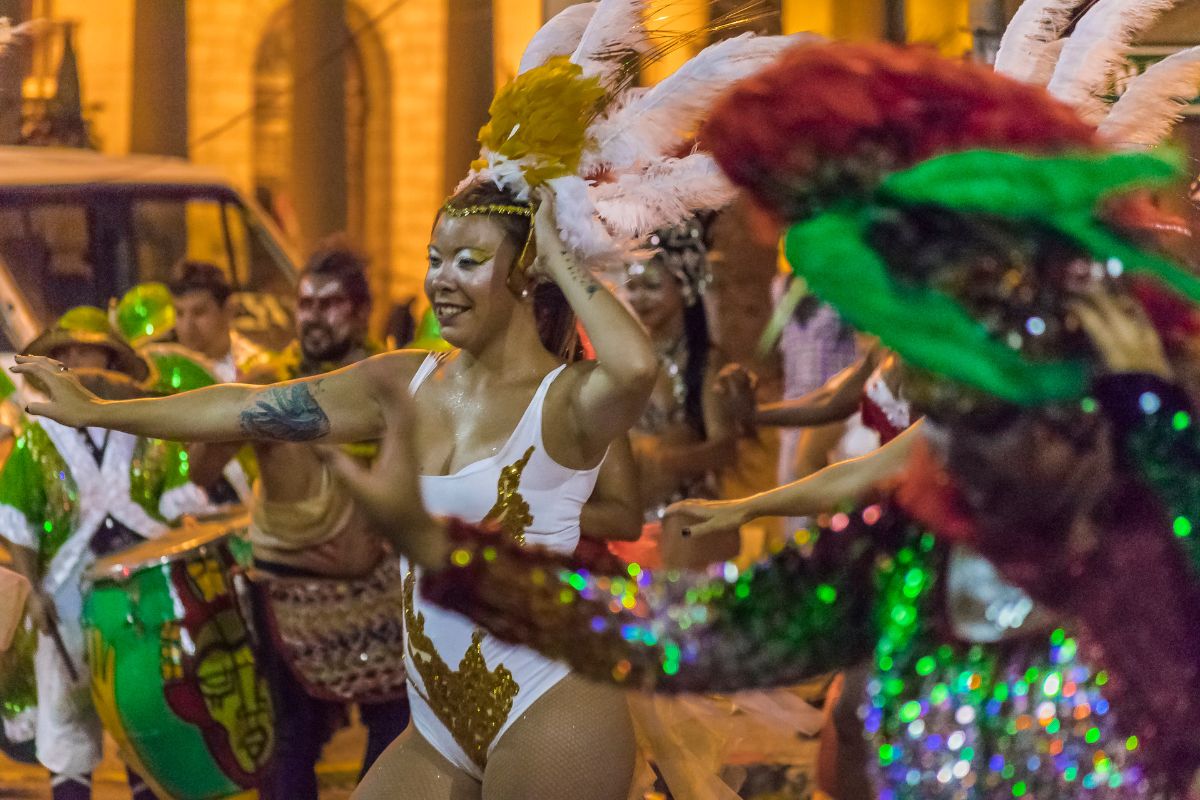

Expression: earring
xmin=520 ymin=286 xmax=531 ymax=299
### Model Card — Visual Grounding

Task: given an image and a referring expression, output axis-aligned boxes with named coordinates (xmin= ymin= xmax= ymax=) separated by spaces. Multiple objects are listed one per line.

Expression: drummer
xmin=186 ymin=238 xmax=410 ymax=799
xmin=0 ymin=309 xmax=211 ymax=800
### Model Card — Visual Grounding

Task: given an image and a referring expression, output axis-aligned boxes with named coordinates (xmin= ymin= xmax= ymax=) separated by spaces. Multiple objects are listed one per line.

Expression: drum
xmin=82 ymin=514 xmax=272 ymax=800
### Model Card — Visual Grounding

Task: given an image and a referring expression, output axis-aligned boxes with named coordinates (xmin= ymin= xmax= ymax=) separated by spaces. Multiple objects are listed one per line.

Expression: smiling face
xmin=425 ymin=214 xmax=524 ymax=352
xmin=625 ymin=258 xmax=684 ymax=336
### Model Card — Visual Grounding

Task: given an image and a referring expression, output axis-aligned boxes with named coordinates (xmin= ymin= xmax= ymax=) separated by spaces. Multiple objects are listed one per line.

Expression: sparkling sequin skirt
xmin=865 ymin=631 xmax=1171 ymax=799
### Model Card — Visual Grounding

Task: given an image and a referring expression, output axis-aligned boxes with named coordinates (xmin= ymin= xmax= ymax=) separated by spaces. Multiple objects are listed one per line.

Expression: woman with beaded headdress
xmin=613 ymin=214 xmax=756 ymax=569
xmin=10 ymin=3 xmax=803 ymax=796
xmin=223 ymin=41 xmax=1200 ymax=800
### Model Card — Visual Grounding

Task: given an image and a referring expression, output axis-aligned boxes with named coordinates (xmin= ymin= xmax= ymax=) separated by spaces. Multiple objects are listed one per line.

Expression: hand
xmin=10 ymin=355 xmax=103 ymax=427
xmin=316 ymin=384 xmax=448 ymax=569
xmin=526 ymin=185 xmax=571 ymax=283
xmin=665 ymin=498 xmax=750 ymax=539
xmin=1070 ymin=289 xmax=1172 ymax=379
xmin=713 ymin=364 xmax=758 ymax=435
xmin=25 ymin=588 xmax=58 ymax=636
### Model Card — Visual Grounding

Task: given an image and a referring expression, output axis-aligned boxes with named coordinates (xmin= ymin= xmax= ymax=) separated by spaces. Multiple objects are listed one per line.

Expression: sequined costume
xmin=0 ymin=419 xmax=210 ymax=776
xmin=404 ymin=354 xmax=610 ymax=779
xmin=413 ymin=371 xmax=1200 ymax=799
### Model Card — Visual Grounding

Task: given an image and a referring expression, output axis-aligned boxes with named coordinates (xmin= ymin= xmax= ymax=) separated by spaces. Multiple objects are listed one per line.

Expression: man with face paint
xmin=191 ymin=239 xmax=409 ymax=799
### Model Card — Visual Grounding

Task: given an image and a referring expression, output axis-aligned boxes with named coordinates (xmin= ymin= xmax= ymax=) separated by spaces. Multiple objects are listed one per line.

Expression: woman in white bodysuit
xmin=13 ymin=184 xmax=654 ymax=800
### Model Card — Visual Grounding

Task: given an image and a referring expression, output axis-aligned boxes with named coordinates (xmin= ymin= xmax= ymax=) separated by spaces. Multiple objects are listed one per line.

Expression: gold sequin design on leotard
xmin=404 ymin=447 xmax=536 ymax=768
xmin=482 ymin=446 xmax=535 ymax=545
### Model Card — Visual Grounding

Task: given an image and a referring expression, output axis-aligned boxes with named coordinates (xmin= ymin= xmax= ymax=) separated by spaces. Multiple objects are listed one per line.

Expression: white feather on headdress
xmin=585 ymin=31 xmax=817 ymax=174
xmin=519 ymin=3 xmax=598 ymax=75
xmin=570 ymin=0 xmax=649 ymax=88
xmin=992 ymin=0 xmax=1078 ymax=85
xmin=1046 ymin=0 xmax=1180 ymax=124
xmin=460 ymin=0 xmax=802 ymax=264
xmin=1098 ymin=45 xmax=1200 ymax=150
xmin=547 ymin=174 xmax=616 ymax=258
xmin=591 ymin=154 xmax=736 ymax=238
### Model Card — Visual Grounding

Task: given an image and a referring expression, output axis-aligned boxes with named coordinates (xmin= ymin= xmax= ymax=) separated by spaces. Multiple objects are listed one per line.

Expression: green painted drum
xmin=82 ymin=514 xmax=272 ymax=800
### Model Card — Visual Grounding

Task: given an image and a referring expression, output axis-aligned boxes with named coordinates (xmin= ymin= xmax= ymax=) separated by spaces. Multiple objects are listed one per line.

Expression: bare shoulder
xmin=352 ymin=349 xmax=434 ymax=395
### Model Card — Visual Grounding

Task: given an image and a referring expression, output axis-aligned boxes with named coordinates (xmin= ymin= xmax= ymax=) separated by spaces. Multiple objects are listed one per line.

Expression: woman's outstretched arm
xmin=11 ymin=350 xmax=409 ymax=445
xmin=665 ymin=421 xmax=922 ymax=538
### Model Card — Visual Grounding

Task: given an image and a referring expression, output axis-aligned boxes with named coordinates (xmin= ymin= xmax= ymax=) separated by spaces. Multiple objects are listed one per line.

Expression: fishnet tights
xmin=354 ymin=674 xmax=636 ymax=800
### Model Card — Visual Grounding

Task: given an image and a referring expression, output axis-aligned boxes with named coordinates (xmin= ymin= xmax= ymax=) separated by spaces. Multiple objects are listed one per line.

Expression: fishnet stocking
xmin=483 ymin=674 xmax=636 ymax=800
xmin=353 ymin=726 xmax=481 ymax=800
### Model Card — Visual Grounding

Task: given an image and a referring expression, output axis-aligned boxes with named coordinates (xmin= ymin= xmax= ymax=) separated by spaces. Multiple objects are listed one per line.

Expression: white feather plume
xmin=570 ymin=0 xmax=650 ymax=87
xmin=1047 ymin=0 xmax=1179 ymax=124
xmin=993 ymin=0 xmax=1078 ymax=85
xmin=548 ymin=175 xmax=619 ymax=260
xmin=519 ymin=3 xmax=597 ymax=74
xmin=585 ymin=31 xmax=815 ymax=174
xmin=1098 ymin=45 xmax=1200 ymax=150
xmin=592 ymin=154 xmax=737 ymax=238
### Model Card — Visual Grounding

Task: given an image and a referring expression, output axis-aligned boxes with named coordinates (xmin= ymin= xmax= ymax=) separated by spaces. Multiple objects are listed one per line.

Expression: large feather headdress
xmin=994 ymin=0 xmax=1200 ymax=152
xmin=456 ymin=0 xmax=813 ymax=263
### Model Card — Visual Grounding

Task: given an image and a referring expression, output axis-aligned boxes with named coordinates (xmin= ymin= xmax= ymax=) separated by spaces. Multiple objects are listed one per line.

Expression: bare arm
xmin=667 ymin=421 xmax=922 ymax=538
xmin=186 ymin=441 xmax=246 ymax=488
xmin=580 ymin=435 xmax=643 ymax=542
xmin=753 ymin=352 xmax=877 ymax=428
xmin=11 ymin=351 xmax=415 ymax=445
xmin=531 ymin=188 xmax=657 ymax=464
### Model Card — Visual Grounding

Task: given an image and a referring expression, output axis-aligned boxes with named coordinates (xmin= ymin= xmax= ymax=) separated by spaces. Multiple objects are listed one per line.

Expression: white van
xmin=0 ymin=146 xmax=298 ymax=353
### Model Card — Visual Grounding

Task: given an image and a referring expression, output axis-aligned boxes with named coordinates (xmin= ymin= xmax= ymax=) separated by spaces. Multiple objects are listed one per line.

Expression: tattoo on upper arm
xmin=238 ymin=383 xmax=331 ymax=441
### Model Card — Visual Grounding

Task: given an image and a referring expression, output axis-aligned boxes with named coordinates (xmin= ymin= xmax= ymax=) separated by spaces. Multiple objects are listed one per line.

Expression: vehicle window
xmin=0 ymin=203 xmax=103 ymax=322
xmin=132 ymin=197 xmax=233 ymax=284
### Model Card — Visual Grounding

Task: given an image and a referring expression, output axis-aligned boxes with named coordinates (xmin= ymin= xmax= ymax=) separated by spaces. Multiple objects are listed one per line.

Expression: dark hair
xmin=443 ymin=181 xmax=579 ymax=360
xmin=681 ymin=298 xmax=711 ymax=436
xmin=302 ymin=235 xmax=372 ymax=309
xmin=168 ymin=261 xmax=232 ymax=306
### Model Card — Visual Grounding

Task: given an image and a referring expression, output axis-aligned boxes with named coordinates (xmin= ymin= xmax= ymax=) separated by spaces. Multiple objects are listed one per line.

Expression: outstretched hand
xmin=317 ymin=383 xmax=449 ymax=569
xmin=665 ymin=497 xmax=749 ymax=540
xmin=10 ymin=355 xmax=103 ymax=427
xmin=1070 ymin=289 xmax=1172 ymax=379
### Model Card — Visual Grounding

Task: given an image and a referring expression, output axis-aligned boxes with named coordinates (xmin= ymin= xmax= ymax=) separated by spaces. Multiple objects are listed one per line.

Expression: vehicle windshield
xmin=0 ymin=189 xmax=294 ymax=346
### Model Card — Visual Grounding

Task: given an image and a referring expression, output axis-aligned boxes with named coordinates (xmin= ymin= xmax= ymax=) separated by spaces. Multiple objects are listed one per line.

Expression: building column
xmin=130 ymin=0 xmax=187 ymax=157
xmin=291 ymin=0 xmax=348 ymax=251
xmin=443 ymin=0 xmax=493 ymax=196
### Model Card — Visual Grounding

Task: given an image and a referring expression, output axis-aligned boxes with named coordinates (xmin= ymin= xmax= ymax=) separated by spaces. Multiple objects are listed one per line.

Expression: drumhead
xmin=86 ymin=512 xmax=250 ymax=582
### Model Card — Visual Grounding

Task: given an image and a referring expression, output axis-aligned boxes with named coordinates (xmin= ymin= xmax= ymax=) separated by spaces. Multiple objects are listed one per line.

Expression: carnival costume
xmin=0 ymin=310 xmax=213 ymax=788
xmin=401 ymin=0 xmax=802 ymax=780
xmin=383 ymin=42 xmax=1200 ymax=799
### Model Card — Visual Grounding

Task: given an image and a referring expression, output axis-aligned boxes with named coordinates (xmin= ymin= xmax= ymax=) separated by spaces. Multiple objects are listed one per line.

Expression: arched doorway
xmin=252 ymin=2 xmax=393 ymax=332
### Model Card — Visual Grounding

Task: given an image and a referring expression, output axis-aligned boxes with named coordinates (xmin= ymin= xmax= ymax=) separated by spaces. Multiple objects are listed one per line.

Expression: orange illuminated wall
xmin=493 ymin=0 xmax=542 ymax=86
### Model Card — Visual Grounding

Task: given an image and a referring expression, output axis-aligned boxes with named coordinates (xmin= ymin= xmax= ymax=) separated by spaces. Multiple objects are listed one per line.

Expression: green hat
xmin=114 ymin=282 xmax=176 ymax=347
xmin=24 ymin=306 xmax=151 ymax=382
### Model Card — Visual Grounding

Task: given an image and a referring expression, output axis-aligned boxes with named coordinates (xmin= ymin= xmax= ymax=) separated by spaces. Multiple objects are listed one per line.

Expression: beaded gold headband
xmin=441 ymin=202 xmax=533 ymax=218
xmin=440 ymin=200 xmax=537 ymax=280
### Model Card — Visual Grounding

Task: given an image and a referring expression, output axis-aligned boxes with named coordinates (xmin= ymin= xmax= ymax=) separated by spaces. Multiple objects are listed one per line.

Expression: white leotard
xmin=403 ymin=354 xmax=602 ymax=778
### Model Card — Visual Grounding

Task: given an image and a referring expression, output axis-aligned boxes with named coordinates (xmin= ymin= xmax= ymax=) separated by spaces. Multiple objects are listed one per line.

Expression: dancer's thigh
xmin=354 ymin=725 xmax=481 ymax=800
xmin=482 ymin=674 xmax=636 ymax=800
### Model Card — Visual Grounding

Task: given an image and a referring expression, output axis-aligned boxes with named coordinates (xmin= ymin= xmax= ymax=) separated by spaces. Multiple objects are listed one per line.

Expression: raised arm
xmin=531 ymin=187 xmax=657 ymax=463
xmin=667 ymin=421 xmax=922 ymax=538
xmin=11 ymin=351 xmax=408 ymax=445
xmin=753 ymin=351 xmax=878 ymax=428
